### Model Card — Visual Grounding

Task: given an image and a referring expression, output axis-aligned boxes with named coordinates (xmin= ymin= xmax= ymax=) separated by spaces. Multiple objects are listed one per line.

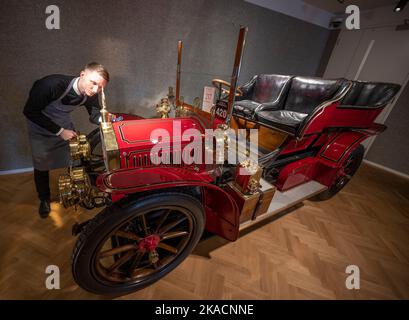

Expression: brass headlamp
xmin=58 ymin=167 xmax=91 ymax=208
xmin=99 ymin=87 xmax=120 ymax=172
xmin=69 ymin=134 xmax=91 ymax=161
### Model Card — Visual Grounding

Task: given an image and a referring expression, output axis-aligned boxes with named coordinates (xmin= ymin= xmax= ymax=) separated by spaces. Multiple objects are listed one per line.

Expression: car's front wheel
xmin=72 ymin=192 xmax=205 ymax=295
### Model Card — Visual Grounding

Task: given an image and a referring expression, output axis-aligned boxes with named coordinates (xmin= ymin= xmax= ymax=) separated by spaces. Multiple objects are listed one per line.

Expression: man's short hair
xmin=84 ymin=62 xmax=110 ymax=82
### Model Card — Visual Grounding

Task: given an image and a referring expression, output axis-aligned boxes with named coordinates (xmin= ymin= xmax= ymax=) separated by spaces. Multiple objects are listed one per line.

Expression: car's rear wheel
xmin=312 ymin=144 xmax=364 ymax=201
xmin=72 ymin=192 xmax=205 ymax=295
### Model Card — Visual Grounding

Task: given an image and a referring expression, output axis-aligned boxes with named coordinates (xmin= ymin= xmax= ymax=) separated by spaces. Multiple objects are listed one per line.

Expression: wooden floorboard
xmin=0 ymin=164 xmax=408 ymax=299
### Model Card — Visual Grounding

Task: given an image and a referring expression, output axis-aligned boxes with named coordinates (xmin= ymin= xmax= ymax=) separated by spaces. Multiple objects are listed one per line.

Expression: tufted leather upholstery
xmin=238 ymin=75 xmax=258 ymax=100
xmin=340 ymin=81 xmax=401 ymax=108
xmin=233 ymin=74 xmax=400 ymax=136
xmin=233 ymin=74 xmax=292 ymax=118
xmin=283 ymin=77 xmax=347 ymax=114
xmin=252 ymin=74 xmax=293 ymax=104
xmin=234 ymin=100 xmax=263 ymax=117
xmin=256 ymin=110 xmax=308 ymax=135
xmin=257 ymin=77 xmax=348 ymax=135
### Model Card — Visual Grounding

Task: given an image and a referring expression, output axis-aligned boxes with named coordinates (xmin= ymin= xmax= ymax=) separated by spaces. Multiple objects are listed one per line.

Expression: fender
xmin=319 ymin=130 xmax=368 ymax=164
xmin=314 ymin=130 xmax=370 ymax=187
xmin=96 ymin=166 xmax=240 ymax=241
xmin=276 ymin=128 xmax=381 ymax=191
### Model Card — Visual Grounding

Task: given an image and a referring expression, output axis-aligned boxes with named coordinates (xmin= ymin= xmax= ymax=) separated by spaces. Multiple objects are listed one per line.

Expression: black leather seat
xmin=256 ymin=77 xmax=348 ymax=134
xmin=233 ymin=74 xmax=292 ymax=119
xmin=256 ymin=110 xmax=308 ymax=134
xmin=340 ymin=81 xmax=401 ymax=108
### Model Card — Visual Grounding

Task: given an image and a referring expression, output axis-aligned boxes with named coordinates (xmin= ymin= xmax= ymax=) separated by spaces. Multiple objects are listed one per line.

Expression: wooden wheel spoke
xmin=107 ymin=250 xmax=137 ymax=273
xmin=140 ymin=214 xmax=149 ymax=235
xmin=114 ymin=230 xmax=141 ymax=242
xmin=155 ymin=209 xmax=172 ymax=233
xmin=161 ymin=231 xmax=189 ymax=240
xmin=158 ymin=216 xmax=187 ymax=235
xmin=128 ymin=250 xmax=145 ymax=273
xmin=99 ymin=244 xmax=137 ymax=258
xmin=131 ymin=266 xmax=154 ymax=278
xmin=94 ymin=207 xmax=195 ymax=284
xmin=157 ymin=242 xmax=178 ymax=254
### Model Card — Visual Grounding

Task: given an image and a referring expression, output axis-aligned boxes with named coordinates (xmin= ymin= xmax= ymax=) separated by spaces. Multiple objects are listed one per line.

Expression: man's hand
xmin=110 ymin=113 xmax=123 ymax=122
xmin=59 ymin=129 xmax=77 ymax=141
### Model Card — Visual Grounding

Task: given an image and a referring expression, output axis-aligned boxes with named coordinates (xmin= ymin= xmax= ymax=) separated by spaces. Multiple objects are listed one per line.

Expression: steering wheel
xmin=212 ymin=79 xmax=243 ymax=97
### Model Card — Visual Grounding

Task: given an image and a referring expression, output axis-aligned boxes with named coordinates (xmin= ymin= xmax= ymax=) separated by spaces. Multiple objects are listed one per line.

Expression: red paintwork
xmin=312 ymin=132 xmax=334 ymax=148
xmin=315 ymin=130 xmax=368 ymax=187
xmin=95 ymin=94 xmax=387 ymax=240
xmin=113 ymin=118 xmax=206 ymax=171
xmin=279 ymin=134 xmax=318 ymax=155
xmin=276 ymin=130 xmax=369 ymax=191
xmin=139 ymin=235 xmax=160 ymax=252
xmin=319 ymin=131 xmax=367 ymax=163
xmin=97 ymin=166 xmax=214 ymax=192
xmin=276 ymin=157 xmax=318 ymax=191
xmin=201 ymin=187 xmax=240 ymax=241
xmin=96 ymin=166 xmax=240 ymax=241
xmin=300 ymin=101 xmax=384 ymax=136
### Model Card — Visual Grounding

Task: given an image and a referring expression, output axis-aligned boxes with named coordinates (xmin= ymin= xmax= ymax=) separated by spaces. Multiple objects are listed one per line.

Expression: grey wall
xmin=366 ymin=83 xmax=409 ymax=175
xmin=322 ymin=4 xmax=409 ymax=175
xmin=0 ymin=0 xmax=330 ymax=171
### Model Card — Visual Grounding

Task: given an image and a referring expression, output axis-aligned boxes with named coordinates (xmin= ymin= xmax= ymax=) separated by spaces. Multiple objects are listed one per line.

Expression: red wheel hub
xmin=139 ymin=234 xmax=160 ymax=252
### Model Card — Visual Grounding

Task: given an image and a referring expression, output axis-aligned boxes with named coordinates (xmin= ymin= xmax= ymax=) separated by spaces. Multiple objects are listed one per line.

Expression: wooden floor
xmin=0 ymin=163 xmax=408 ymax=299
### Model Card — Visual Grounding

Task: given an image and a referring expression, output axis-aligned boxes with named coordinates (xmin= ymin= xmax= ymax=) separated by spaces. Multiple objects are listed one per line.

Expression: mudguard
xmin=314 ymin=130 xmax=370 ymax=187
xmin=276 ymin=128 xmax=382 ymax=190
xmin=96 ymin=166 xmax=240 ymax=241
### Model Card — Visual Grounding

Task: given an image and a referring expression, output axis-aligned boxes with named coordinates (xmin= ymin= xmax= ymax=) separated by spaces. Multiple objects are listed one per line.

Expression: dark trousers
xmin=34 ymin=169 xmax=50 ymax=201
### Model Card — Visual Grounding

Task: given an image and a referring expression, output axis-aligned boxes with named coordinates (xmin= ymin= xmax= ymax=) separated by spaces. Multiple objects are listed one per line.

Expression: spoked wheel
xmin=72 ymin=192 xmax=205 ymax=295
xmin=312 ymin=144 xmax=364 ymax=201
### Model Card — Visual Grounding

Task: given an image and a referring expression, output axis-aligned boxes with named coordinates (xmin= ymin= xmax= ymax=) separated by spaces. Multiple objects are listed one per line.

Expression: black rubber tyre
xmin=72 ymin=192 xmax=205 ymax=295
xmin=311 ymin=144 xmax=364 ymax=201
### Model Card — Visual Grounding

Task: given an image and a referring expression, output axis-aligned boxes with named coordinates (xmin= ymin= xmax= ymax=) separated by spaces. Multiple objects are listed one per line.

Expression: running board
xmin=239 ymin=180 xmax=327 ymax=231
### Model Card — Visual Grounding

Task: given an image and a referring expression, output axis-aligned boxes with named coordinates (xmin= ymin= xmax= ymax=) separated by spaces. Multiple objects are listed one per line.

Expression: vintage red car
xmin=58 ymin=27 xmax=401 ymax=295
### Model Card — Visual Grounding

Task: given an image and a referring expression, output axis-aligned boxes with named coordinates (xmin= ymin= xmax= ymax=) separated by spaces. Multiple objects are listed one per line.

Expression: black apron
xmin=27 ymin=78 xmax=87 ymax=171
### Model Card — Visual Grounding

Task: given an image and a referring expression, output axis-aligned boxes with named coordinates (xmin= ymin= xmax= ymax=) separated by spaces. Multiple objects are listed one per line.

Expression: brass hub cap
xmin=138 ymin=234 xmax=160 ymax=252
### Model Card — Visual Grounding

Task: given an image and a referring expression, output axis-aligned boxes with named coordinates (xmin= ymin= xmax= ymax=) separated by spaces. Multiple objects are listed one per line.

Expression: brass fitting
xmin=58 ymin=167 xmax=91 ymax=208
xmin=156 ymin=97 xmax=171 ymax=118
xmin=69 ymin=134 xmax=91 ymax=161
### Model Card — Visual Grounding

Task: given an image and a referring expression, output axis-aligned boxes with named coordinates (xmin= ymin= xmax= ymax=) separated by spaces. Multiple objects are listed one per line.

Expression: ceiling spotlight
xmin=394 ymin=0 xmax=408 ymax=12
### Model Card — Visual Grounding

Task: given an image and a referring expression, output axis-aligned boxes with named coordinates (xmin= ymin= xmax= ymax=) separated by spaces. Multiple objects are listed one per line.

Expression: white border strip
xmin=363 ymin=160 xmax=409 ymax=180
xmin=0 ymin=167 xmax=33 ymax=176
xmin=354 ymin=39 xmax=375 ymax=80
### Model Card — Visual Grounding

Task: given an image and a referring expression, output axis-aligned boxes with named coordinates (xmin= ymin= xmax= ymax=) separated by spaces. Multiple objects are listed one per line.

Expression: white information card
xmin=202 ymin=86 xmax=216 ymax=113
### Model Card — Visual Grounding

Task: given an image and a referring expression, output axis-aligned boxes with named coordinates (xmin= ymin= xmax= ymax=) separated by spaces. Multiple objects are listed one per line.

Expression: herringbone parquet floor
xmin=0 ymin=163 xmax=408 ymax=299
